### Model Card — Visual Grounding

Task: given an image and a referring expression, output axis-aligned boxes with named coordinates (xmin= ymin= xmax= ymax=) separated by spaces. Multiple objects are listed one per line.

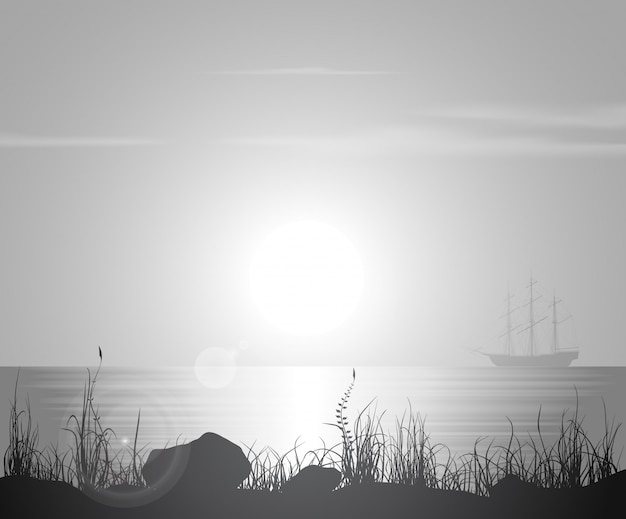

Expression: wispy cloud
xmin=221 ymin=125 xmax=626 ymax=158
xmin=433 ymin=103 xmax=626 ymax=129
xmin=418 ymin=103 xmax=626 ymax=153
xmin=0 ymin=133 xmax=158 ymax=148
xmin=205 ymin=66 xmax=397 ymax=76
xmin=221 ymin=103 xmax=626 ymax=157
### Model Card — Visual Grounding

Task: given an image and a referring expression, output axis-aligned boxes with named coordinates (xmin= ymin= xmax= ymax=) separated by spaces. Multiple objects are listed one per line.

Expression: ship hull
xmin=484 ymin=351 xmax=579 ymax=367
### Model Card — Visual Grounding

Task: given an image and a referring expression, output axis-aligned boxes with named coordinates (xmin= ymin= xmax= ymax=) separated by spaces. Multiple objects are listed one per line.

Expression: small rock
xmin=489 ymin=473 xmax=540 ymax=499
xmin=282 ymin=465 xmax=342 ymax=496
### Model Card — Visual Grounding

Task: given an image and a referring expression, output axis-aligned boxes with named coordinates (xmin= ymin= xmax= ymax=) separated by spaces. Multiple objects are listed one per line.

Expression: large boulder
xmin=142 ymin=432 xmax=251 ymax=497
xmin=282 ymin=465 xmax=342 ymax=496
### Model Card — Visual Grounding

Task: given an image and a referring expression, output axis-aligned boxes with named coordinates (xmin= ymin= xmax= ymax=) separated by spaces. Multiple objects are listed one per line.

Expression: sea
xmin=1 ymin=366 xmax=625 ymax=465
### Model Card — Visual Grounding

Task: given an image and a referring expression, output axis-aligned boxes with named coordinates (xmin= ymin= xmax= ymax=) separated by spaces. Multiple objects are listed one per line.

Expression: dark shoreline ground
xmin=2 ymin=471 xmax=625 ymax=519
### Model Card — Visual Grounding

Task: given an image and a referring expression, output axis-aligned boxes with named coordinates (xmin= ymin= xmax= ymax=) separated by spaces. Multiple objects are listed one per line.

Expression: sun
xmin=250 ymin=220 xmax=364 ymax=336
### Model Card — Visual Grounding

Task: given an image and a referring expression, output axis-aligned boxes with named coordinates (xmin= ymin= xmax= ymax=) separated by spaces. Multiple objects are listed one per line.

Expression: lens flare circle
xmin=194 ymin=347 xmax=238 ymax=389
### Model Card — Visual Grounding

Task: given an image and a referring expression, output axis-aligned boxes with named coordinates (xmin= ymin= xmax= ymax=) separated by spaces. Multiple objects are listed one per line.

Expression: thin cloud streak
xmin=0 ymin=134 xmax=158 ymax=148
xmin=430 ymin=103 xmax=626 ymax=130
xmin=205 ymin=66 xmax=397 ymax=76
xmin=414 ymin=103 xmax=626 ymax=153
xmin=220 ymin=122 xmax=626 ymax=157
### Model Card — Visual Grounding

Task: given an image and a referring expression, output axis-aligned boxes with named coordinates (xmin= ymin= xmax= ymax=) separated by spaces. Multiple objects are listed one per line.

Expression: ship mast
xmin=552 ymin=291 xmax=558 ymax=354
xmin=518 ymin=275 xmax=547 ymax=357
xmin=504 ymin=287 xmax=518 ymax=355
xmin=551 ymin=291 xmax=571 ymax=354
xmin=506 ymin=288 xmax=513 ymax=355
xmin=529 ymin=277 xmax=536 ymax=356
xmin=499 ymin=286 xmax=519 ymax=356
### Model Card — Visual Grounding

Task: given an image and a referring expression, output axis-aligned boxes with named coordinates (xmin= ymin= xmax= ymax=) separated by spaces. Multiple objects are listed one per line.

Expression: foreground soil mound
xmin=1 ymin=471 xmax=624 ymax=519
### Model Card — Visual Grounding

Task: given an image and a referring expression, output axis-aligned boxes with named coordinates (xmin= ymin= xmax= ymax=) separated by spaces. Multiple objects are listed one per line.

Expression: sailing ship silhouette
xmin=482 ymin=276 xmax=579 ymax=367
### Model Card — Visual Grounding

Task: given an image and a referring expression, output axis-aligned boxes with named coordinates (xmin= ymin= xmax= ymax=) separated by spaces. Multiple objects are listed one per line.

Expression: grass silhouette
xmin=3 ymin=369 xmax=72 ymax=482
xmin=4 ymin=360 xmax=147 ymax=491
xmin=3 ymin=361 xmax=622 ymax=497
xmin=62 ymin=359 xmax=147 ymax=491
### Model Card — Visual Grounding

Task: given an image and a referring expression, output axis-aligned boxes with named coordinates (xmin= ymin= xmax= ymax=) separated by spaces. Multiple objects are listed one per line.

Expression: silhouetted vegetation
xmin=3 ymin=361 xmax=146 ymax=490
xmin=3 ymin=362 xmax=622 ymax=497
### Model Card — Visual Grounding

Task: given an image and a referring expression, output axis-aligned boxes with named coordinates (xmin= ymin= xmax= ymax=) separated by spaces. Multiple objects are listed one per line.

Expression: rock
xmin=488 ymin=473 xmax=541 ymax=499
xmin=282 ymin=465 xmax=342 ymax=495
xmin=142 ymin=432 xmax=251 ymax=497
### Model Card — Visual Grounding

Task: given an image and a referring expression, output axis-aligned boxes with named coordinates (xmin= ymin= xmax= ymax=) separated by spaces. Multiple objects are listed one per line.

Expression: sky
xmin=1 ymin=0 xmax=626 ymax=368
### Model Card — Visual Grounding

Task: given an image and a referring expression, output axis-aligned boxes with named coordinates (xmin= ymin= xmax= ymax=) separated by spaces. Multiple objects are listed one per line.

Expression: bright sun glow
xmin=250 ymin=220 xmax=364 ymax=336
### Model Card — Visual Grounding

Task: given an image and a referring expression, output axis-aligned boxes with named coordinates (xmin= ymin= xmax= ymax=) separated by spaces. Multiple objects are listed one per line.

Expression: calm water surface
xmin=1 ymin=366 xmax=624 ymax=460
